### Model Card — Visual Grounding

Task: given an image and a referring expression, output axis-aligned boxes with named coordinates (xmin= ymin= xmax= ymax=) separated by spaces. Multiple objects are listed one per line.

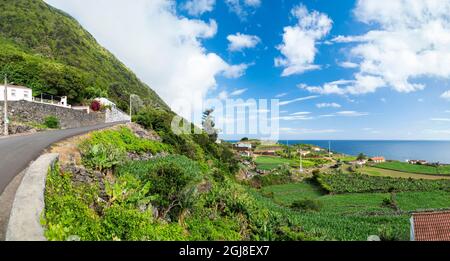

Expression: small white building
xmin=0 ymin=85 xmax=33 ymax=102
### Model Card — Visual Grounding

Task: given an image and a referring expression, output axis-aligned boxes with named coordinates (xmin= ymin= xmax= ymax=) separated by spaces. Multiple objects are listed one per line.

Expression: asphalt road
xmin=0 ymin=122 xmax=126 ymax=195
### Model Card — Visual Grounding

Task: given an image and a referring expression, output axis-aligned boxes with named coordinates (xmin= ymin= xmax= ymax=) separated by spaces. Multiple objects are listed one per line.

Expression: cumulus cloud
xmin=45 ymin=0 xmax=249 ymax=121
xmin=275 ymin=4 xmax=332 ymax=76
xmin=227 ymin=33 xmax=261 ymax=52
xmin=330 ymin=0 xmax=450 ymax=95
xmin=337 ymin=61 xmax=359 ymax=68
xmin=225 ymin=0 xmax=261 ymax=19
xmin=316 ymin=102 xmax=341 ymax=108
xmin=299 ymin=74 xmax=385 ymax=95
xmin=183 ymin=0 xmax=216 ymax=16
xmin=441 ymin=90 xmax=450 ymax=101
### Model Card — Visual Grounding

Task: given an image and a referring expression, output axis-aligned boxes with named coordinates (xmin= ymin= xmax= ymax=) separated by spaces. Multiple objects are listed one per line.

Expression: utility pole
xmin=328 ymin=140 xmax=331 ymax=157
xmin=3 ymin=75 xmax=8 ymax=136
xmin=299 ymin=147 xmax=304 ymax=173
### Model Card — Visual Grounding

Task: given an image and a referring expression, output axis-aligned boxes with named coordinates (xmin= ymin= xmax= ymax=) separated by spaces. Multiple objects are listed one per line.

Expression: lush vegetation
xmin=254 ymin=156 xmax=315 ymax=170
xmin=43 ymin=115 xmax=59 ymax=129
xmin=79 ymin=127 xmax=170 ymax=171
xmin=45 ymin=109 xmax=320 ymax=241
xmin=258 ymin=181 xmax=450 ymax=240
xmin=374 ymin=161 xmax=450 ymax=175
xmin=315 ymin=172 xmax=450 ymax=194
xmin=0 ymin=0 xmax=168 ymax=110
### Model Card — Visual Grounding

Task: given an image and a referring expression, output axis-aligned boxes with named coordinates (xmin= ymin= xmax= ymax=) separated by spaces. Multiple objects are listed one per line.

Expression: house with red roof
xmin=410 ymin=211 xmax=450 ymax=241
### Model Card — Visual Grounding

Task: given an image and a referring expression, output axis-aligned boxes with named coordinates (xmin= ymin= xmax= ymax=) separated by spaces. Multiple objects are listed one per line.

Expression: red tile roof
xmin=412 ymin=211 xmax=450 ymax=241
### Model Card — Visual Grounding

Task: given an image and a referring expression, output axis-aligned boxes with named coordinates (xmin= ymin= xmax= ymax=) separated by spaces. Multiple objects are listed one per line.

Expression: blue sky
xmin=46 ymin=0 xmax=450 ymax=140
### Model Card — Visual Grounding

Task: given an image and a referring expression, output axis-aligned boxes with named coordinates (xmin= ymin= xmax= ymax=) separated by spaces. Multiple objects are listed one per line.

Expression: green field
xmin=259 ymin=182 xmax=450 ymax=240
xmin=375 ymin=161 xmax=450 ymax=175
xmin=361 ymin=166 xmax=450 ymax=180
xmin=254 ymin=156 xmax=315 ymax=170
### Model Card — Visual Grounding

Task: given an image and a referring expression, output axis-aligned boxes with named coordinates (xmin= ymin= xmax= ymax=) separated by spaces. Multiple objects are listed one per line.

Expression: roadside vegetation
xmin=44 ymin=109 xmax=317 ymax=241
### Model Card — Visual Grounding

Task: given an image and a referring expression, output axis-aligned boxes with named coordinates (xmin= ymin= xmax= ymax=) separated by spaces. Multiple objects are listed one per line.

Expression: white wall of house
xmin=0 ymin=86 xmax=33 ymax=101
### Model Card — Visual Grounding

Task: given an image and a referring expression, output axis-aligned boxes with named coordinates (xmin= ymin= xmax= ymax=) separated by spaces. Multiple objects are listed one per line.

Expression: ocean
xmin=276 ymin=140 xmax=450 ymax=164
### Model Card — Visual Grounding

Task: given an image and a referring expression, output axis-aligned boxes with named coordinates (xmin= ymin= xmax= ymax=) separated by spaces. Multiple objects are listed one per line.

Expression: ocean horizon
xmin=229 ymin=140 xmax=450 ymax=164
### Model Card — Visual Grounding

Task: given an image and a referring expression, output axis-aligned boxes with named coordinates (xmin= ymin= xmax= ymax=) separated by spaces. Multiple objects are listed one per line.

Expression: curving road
xmin=0 ymin=122 xmax=126 ymax=195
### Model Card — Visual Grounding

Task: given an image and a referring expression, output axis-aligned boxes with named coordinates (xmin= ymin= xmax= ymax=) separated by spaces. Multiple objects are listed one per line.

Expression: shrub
xmin=378 ymin=225 xmax=402 ymax=241
xmin=90 ymin=100 xmax=101 ymax=112
xmin=116 ymin=155 xmax=204 ymax=219
xmin=290 ymin=199 xmax=322 ymax=212
xmin=80 ymin=143 xmax=126 ymax=171
xmin=43 ymin=115 xmax=60 ymax=129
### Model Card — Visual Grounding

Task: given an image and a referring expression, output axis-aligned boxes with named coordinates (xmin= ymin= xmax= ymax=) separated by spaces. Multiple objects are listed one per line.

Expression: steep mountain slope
xmin=0 ymin=0 xmax=169 ymax=111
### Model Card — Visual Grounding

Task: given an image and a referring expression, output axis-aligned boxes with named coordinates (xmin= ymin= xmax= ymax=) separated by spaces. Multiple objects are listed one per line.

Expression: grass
xmin=258 ymin=182 xmax=450 ymax=240
xmin=375 ymin=161 xmax=450 ymax=175
xmin=361 ymin=166 xmax=450 ymax=180
xmin=261 ymin=182 xmax=323 ymax=205
xmin=254 ymin=156 xmax=314 ymax=170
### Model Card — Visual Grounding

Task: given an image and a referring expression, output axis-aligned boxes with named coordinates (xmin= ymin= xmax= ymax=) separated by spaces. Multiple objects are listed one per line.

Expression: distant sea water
xmin=277 ymin=140 xmax=450 ymax=164
xmin=230 ymin=140 xmax=450 ymax=164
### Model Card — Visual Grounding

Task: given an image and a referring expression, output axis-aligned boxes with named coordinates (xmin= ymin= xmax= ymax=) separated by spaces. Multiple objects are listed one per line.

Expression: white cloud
xmin=380 ymin=98 xmax=387 ymax=103
xmin=279 ymin=95 xmax=319 ymax=106
xmin=338 ymin=61 xmax=359 ymax=68
xmin=299 ymin=74 xmax=385 ymax=95
xmin=316 ymin=102 xmax=341 ymax=108
xmin=218 ymin=90 xmax=229 ymax=100
xmin=275 ymin=4 xmax=332 ymax=76
xmin=431 ymin=118 xmax=450 ymax=122
xmin=183 ymin=0 xmax=215 ymax=16
xmin=279 ymin=115 xmax=314 ymax=121
xmin=230 ymin=88 xmax=247 ymax=96
xmin=441 ymin=90 xmax=450 ymax=101
xmin=217 ymin=88 xmax=247 ymax=100
xmin=336 ymin=111 xmax=369 ymax=117
xmin=331 ymin=0 xmax=450 ymax=95
xmin=45 ymin=0 xmax=248 ymax=121
xmin=225 ymin=0 xmax=261 ymax=19
xmin=275 ymin=92 xmax=288 ymax=98
xmin=290 ymin=111 xmax=311 ymax=116
xmin=227 ymin=33 xmax=261 ymax=52
xmin=222 ymin=63 xmax=250 ymax=78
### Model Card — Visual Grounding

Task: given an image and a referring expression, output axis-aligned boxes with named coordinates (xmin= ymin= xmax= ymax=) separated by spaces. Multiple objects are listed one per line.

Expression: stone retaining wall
xmin=0 ymin=101 xmax=105 ymax=132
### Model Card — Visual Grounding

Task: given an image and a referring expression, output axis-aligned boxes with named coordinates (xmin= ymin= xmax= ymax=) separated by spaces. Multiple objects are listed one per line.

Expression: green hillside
xmin=0 ymin=0 xmax=169 ymax=111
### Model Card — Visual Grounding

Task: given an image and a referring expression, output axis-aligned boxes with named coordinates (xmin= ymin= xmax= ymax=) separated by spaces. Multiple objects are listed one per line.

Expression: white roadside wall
xmin=105 ymin=106 xmax=131 ymax=123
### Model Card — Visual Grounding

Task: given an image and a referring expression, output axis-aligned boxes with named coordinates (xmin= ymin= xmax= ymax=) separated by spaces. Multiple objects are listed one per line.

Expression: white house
xmin=0 ymin=85 xmax=33 ymax=102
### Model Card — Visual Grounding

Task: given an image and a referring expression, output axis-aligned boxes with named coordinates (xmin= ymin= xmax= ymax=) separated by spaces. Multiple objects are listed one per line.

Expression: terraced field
xmin=258 ymin=179 xmax=450 ymax=240
xmin=374 ymin=161 xmax=450 ymax=175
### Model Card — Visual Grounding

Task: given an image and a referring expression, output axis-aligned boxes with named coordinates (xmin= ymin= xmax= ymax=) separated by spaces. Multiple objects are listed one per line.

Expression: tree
xmin=202 ymin=108 xmax=218 ymax=142
xmin=240 ymin=137 xmax=249 ymax=141
xmin=357 ymin=153 xmax=367 ymax=161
